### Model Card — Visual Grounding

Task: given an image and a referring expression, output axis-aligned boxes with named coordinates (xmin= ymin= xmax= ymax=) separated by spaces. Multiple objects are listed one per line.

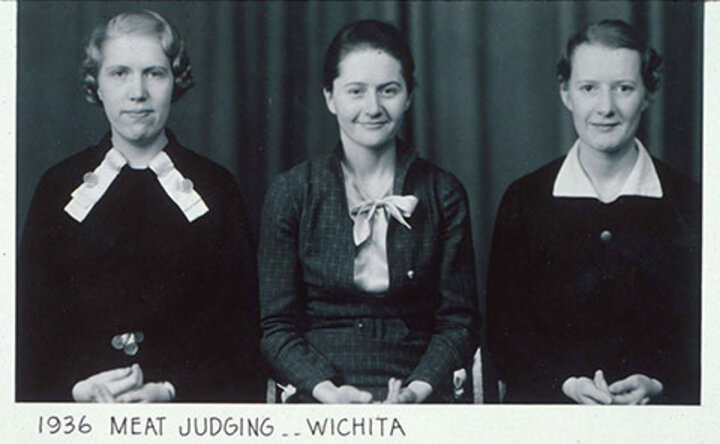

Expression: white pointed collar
xmin=552 ymin=138 xmax=663 ymax=202
xmin=64 ymin=147 xmax=209 ymax=223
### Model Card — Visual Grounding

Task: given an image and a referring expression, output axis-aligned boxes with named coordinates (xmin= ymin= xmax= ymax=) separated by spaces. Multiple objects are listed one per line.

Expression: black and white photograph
xmin=2 ymin=0 xmax=718 ymax=442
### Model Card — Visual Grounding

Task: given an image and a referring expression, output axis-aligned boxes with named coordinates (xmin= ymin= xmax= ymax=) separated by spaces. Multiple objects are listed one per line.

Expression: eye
xmin=579 ymin=84 xmax=596 ymax=93
xmin=381 ymin=86 xmax=400 ymax=97
xmin=147 ymin=68 xmax=169 ymax=79
xmin=108 ymin=68 xmax=128 ymax=78
xmin=346 ymin=87 xmax=364 ymax=97
xmin=616 ymin=84 xmax=636 ymax=94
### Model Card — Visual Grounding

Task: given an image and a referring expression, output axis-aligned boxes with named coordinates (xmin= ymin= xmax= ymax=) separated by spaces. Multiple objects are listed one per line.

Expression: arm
xmin=17 ymin=171 xmax=76 ymax=401
xmin=486 ymin=182 xmax=560 ymax=401
xmin=258 ymin=173 xmax=341 ymax=397
xmin=405 ymin=177 xmax=479 ymax=398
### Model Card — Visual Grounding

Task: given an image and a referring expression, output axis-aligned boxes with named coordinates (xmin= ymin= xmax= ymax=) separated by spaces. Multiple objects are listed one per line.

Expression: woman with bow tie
xmin=258 ymin=20 xmax=479 ymax=403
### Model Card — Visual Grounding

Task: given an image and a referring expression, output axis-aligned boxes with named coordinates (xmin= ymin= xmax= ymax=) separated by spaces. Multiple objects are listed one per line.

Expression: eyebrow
xmin=340 ymin=80 xmax=403 ymax=88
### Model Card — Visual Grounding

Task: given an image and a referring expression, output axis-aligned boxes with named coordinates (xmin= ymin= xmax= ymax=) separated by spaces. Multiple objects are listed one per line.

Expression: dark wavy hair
xmin=557 ymin=19 xmax=663 ymax=94
xmin=81 ymin=10 xmax=194 ymax=105
xmin=323 ymin=19 xmax=415 ymax=93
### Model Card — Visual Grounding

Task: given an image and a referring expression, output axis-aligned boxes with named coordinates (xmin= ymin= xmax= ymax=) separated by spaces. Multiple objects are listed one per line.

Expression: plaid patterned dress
xmin=259 ymin=141 xmax=479 ymax=402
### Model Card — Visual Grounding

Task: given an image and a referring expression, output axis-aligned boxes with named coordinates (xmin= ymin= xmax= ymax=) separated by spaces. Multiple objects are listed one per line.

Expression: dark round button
xmin=600 ymin=230 xmax=612 ymax=242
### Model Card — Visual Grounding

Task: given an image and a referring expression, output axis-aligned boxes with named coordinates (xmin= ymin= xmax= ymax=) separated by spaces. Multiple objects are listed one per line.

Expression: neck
xmin=577 ymin=139 xmax=638 ymax=201
xmin=340 ymin=135 xmax=397 ymax=180
xmin=111 ymin=131 xmax=168 ymax=169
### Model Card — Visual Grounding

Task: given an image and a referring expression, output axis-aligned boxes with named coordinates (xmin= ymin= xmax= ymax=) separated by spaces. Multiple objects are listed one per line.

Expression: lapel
xmin=387 ymin=139 xmax=418 ymax=289
xmin=326 ymin=144 xmax=359 ymax=290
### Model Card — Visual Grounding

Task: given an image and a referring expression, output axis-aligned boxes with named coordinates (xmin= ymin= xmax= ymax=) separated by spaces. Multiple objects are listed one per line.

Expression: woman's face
xmin=560 ymin=43 xmax=649 ymax=156
xmin=324 ymin=48 xmax=411 ymax=152
xmin=97 ymin=33 xmax=173 ymax=148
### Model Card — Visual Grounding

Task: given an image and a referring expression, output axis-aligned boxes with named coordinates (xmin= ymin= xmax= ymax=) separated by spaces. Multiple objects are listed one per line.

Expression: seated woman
xmin=259 ymin=20 xmax=479 ymax=403
xmin=17 ymin=10 xmax=263 ymax=402
xmin=486 ymin=19 xmax=700 ymax=404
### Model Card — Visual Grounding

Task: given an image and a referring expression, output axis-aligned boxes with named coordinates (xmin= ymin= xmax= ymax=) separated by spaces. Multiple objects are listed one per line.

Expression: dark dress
xmin=17 ymin=132 xmax=264 ymax=402
xmin=258 ymin=142 xmax=479 ymax=402
xmin=486 ymin=156 xmax=701 ymax=404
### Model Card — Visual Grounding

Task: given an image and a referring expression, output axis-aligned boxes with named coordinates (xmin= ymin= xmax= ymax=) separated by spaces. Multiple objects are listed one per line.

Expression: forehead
xmin=570 ymin=43 xmax=642 ymax=80
xmin=100 ymin=32 xmax=169 ymax=67
xmin=337 ymin=48 xmax=404 ymax=82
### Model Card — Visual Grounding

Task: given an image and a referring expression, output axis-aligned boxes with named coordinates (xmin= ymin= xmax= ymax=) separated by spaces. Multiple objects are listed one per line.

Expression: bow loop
xmin=349 ymin=194 xmax=418 ymax=246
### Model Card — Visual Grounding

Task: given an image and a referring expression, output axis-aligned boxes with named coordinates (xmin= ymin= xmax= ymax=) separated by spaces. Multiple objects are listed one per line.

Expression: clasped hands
xmin=72 ymin=363 xmax=175 ymax=403
xmin=562 ymin=370 xmax=663 ymax=405
xmin=312 ymin=378 xmax=432 ymax=404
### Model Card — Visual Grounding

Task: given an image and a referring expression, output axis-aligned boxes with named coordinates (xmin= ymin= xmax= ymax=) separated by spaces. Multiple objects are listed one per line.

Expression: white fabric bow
xmin=349 ymin=195 xmax=418 ymax=246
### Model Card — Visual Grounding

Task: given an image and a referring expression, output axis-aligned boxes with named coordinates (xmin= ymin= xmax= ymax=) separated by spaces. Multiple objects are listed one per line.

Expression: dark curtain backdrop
xmin=17 ymin=1 xmax=703 ymax=314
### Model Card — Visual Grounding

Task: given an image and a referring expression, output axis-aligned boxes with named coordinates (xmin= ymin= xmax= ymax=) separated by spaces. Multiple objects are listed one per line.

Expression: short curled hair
xmin=81 ymin=10 xmax=194 ymax=105
xmin=323 ymin=19 xmax=415 ymax=93
xmin=557 ymin=19 xmax=663 ymax=94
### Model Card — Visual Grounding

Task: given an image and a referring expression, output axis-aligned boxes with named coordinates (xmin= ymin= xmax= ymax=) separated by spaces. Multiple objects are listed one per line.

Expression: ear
xmin=641 ymin=90 xmax=653 ymax=112
xmin=96 ymin=83 xmax=104 ymax=102
xmin=323 ymin=87 xmax=336 ymax=115
xmin=559 ymin=83 xmax=572 ymax=112
xmin=405 ymin=90 xmax=414 ymax=111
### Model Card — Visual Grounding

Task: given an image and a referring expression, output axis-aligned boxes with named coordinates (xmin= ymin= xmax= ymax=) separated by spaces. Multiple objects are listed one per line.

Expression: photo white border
xmin=1 ymin=2 xmax=717 ymax=443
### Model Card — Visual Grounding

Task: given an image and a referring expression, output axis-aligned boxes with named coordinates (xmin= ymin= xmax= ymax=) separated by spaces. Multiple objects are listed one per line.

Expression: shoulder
xmin=652 ymin=158 xmax=700 ymax=198
xmin=34 ymin=145 xmax=105 ymax=196
xmin=168 ymin=143 xmax=238 ymax=190
xmin=266 ymin=153 xmax=336 ymax=195
xmin=407 ymin=157 xmax=468 ymax=198
xmin=652 ymin=157 xmax=701 ymax=220
xmin=501 ymin=156 xmax=565 ymax=204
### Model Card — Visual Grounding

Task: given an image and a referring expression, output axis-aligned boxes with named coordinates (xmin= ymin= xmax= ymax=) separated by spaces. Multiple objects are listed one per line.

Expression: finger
xmin=385 ymin=378 xmax=401 ymax=403
xmin=640 ymin=397 xmax=650 ymax=405
xmin=594 ymin=370 xmax=610 ymax=394
xmin=575 ymin=378 xmax=612 ymax=405
xmin=396 ymin=388 xmax=418 ymax=404
xmin=91 ymin=384 xmax=115 ymax=403
xmin=85 ymin=366 xmax=134 ymax=385
xmin=608 ymin=376 xmax=639 ymax=394
xmin=115 ymin=386 xmax=148 ymax=403
xmin=105 ymin=364 xmax=144 ymax=396
xmin=350 ymin=388 xmax=373 ymax=404
xmin=612 ymin=391 xmax=643 ymax=405
xmin=562 ymin=377 xmax=577 ymax=400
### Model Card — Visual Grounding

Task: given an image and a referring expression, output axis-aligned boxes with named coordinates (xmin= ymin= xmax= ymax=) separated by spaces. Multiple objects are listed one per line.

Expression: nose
xmin=129 ymin=74 xmax=148 ymax=102
xmin=595 ymin=87 xmax=615 ymax=117
xmin=363 ymin=92 xmax=382 ymax=117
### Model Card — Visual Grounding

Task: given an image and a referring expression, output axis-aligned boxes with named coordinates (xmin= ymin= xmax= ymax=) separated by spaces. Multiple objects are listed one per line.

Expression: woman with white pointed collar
xmin=17 ymin=10 xmax=263 ymax=402
xmin=259 ymin=20 xmax=479 ymax=403
xmin=486 ymin=19 xmax=700 ymax=404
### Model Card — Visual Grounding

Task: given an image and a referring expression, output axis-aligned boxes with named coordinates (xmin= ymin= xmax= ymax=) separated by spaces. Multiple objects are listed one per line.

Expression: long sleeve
xmin=17 ymin=170 xmax=75 ymax=401
xmin=258 ymin=173 xmax=339 ymax=395
xmin=406 ymin=175 xmax=479 ymax=390
xmin=485 ymin=182 xmax=543 ymax=394
xmin=168 ymin=174 xmax=265 ymax=402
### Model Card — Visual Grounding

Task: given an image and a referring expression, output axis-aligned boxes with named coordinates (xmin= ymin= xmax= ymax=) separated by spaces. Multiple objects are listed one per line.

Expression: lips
xmin=359 ymin=121 xmax=389 ymax=129
xmin=590 ymin=122 xmax=620 ymax=132
xmin=122 ymin=109 xmax=153 ymax=119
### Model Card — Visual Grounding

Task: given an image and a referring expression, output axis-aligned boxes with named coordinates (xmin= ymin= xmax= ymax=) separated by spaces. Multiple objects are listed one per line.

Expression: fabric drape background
xmin=17 ymin=1 xmax=702 ymax=319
